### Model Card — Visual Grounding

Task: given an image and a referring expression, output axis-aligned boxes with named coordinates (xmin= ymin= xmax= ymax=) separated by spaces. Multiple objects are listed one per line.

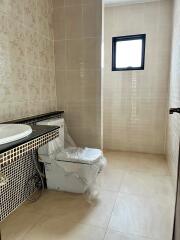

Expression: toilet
xmin=37 ymin=118 xmax=106 ymax=194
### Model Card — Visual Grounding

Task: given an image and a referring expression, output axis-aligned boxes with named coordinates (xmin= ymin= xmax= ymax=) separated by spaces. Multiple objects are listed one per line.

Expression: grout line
xmin=102 ymin=190 xmax=120 ymax=239
xmin=54 ymin=36 xmax=100 ymax=41
xmin=102 ymin=159 xmax=175 ymax=239
xmin=102 ymin=175 xmax=127 ymax=239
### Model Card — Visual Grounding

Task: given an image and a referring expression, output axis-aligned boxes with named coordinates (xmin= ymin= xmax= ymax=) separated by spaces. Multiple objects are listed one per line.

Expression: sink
xmin=0 ymin=124 xmax=32 ymax=145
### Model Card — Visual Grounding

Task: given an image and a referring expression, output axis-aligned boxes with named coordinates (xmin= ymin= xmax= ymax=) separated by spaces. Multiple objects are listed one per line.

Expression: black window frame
xmin=112 ymin=34 xmax=146 ymax=71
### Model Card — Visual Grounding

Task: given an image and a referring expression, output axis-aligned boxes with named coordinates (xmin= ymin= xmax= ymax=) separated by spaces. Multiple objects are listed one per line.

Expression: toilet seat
xmin=56 ymin=147 xmax=102 ymax=165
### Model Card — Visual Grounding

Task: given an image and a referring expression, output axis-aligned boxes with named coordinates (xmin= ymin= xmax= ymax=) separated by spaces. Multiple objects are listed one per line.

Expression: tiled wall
xmin=54 ymin=0 xmax=102 ymax=148
xmin=167 ymin=0 xmax=180 ymax=186
xmin=0 ymin=0 xmax=57 ymax=122
xmin=103 ymin=1 xmax=172 ymax=153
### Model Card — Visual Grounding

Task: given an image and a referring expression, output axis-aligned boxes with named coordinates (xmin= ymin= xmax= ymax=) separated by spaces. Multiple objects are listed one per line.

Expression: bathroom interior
xmin=0 ymin=0 xmax=180 ymax=239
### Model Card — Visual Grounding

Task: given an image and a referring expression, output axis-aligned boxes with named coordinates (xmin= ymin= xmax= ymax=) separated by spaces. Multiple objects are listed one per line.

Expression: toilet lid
xmin=56 ymin=147 xmax=102 ymax=164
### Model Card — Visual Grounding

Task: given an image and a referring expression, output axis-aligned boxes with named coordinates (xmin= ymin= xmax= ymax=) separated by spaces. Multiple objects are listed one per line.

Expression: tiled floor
xmin=1 ymin=151 xmax=175 ymax=240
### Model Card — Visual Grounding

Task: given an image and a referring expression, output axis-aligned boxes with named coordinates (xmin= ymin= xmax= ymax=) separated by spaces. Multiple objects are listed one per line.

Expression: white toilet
xmin=37 ymin=118 xmax=106 ymax=194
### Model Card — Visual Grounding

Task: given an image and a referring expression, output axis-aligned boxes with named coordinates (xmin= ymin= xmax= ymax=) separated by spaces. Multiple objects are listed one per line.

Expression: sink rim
xmin=0 ymin=124 xmax=32 ymax=145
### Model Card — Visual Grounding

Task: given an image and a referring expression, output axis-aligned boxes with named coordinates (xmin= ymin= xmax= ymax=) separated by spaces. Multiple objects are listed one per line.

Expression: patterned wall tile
xmin=0 ymin=0 xmax=57 ymax=123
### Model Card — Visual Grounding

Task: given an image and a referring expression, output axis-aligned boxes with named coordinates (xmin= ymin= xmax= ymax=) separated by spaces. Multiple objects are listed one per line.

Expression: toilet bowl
xmin=37 ymin=118 xmax=106 ymax=194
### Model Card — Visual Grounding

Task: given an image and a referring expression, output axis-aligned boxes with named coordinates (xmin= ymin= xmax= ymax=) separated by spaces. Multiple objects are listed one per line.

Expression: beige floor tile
xmin=21 ymin=190 xmax=93 ymax=222
xmin=104 ymin=151 xmax=170 ymax=176
xmin=1 ymin=151 xmax=174 ymax=240
xmin=98 ymin=168 xmax=125 ymax=192
xmin=128 ymin=153 xmax=170 ymax=176
xmin=22 ymin=216 xmax=106 ymax=240
xmin=1 ymin=208 xmax=42 ymax=240
xmin=21 ymin=190 xmax=117 ymax=228
xmin=120 ymin=171 xmax=174 ymax=198
xmin=104 ymin=151 xmax=134 ymax=170
xmin=104 ymin=230 xmax=152 ymax=240
xmin=108 ymin=193 xmax=174 ymax=240
xmin=79 ymin=190 xmax=118 ymax=228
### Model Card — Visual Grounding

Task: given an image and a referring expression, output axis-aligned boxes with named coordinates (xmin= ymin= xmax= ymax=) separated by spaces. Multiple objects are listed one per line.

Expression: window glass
xmin=116 ymin=39 xmax=143 ymax=68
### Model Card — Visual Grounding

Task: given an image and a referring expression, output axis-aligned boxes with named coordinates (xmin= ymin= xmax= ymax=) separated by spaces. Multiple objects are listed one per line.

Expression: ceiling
xmin=104 ymin=0 xmax=163 ymax=6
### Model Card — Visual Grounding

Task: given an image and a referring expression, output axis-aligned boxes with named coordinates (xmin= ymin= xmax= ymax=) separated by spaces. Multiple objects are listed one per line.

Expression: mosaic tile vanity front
xmin=0 ymin=127 xmax=59 ymax=169
xmin=0 ymin=111 xmax=63 ymax=222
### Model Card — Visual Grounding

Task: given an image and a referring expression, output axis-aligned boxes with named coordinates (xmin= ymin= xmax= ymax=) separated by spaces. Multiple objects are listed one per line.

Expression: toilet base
xmin=44 ymin=157 xmax=106 ymax=194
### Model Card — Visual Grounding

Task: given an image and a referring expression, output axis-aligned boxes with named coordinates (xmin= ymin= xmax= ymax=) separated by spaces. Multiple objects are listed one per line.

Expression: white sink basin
xmin=0 ymin=124 xmax=32 ymax=145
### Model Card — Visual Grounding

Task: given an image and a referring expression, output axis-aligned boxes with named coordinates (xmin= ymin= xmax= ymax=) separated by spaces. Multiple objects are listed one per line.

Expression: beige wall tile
xmin=66 ymin=39 xmax=83 ymax=70
xmin=23 ymin=0 xmax=37 ymax=29
xmin=54 ymin=40 xmax=66 ymax=70
xmin=53 ymin=7 xmax=65 ymax=40
xmin=103 ymin=1 xmax=172 ymax=154
xmin=0 ymin=0 xmax=10 ymax=13
xmin=8 ymin=0 xmax=24 ymax=23
xmin=53 ymin=0 xmax=64 ymax=8
xmin=65 ymin=6 xmax=83 ymax=39
xmin=52 ymin=0 xmax=102 ymax=147
xmin=65 ymin=0 xmax=81 ymax=6
xmin=83 ymin=38 xmax=101 ymax=70
xmin=167 ymin=0 xmax=180 ymax=187
xmin=82 ymin=4 xmax=101 ymax=38
xmin=82 ymin=0 xmax=102 ymax=6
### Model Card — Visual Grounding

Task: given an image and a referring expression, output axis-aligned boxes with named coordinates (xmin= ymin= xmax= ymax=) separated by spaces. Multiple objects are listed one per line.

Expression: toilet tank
xmin=37 ymin=118 xmax=64 ymax=156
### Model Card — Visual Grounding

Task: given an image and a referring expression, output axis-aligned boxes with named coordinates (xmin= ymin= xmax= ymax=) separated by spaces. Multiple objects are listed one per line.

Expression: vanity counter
xmin=0 ymin=125 xmax=59 ymax=169
xmin=0 ymin=125 xmax=59 ymax=154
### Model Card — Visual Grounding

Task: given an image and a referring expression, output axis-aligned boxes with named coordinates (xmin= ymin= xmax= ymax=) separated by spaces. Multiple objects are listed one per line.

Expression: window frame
xmin=112 ymin=34 xmax=146 ymax=71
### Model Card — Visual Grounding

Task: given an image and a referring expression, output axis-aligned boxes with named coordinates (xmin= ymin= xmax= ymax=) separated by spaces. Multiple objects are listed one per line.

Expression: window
xmin=112 ymin=34 xmax=146 ymax=71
